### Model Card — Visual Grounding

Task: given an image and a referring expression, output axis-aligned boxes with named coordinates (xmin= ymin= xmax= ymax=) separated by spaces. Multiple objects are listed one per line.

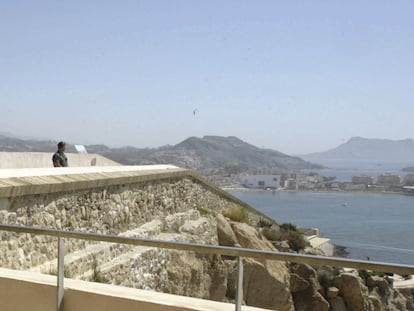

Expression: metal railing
xmin=1 ymin=224 xmax=414 ymax=311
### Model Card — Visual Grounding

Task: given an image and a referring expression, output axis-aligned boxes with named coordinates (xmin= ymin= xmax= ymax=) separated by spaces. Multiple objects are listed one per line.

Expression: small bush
xmin=261 ymin=222 xmax=308 ymax=252
xmin=197 ymin=207 xmax=216 ymax=217
xmin=280 ymin=223 xmax=297 ymax=231
xmin=258 ymin=217 xmax=273 ymax=228
xmin=223 ymin=207 xmax=249 ymax=224
xmin=262 ymin=227 xmax=281 ymax=241
xmin=286 ymin=230 xmax=307 ymax=252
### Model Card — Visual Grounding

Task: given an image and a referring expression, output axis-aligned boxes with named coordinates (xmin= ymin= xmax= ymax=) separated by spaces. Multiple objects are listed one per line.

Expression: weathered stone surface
xmin=0 ymin=178 xmax=244 ymax=269
xmin=368 ymin=295 xmax=385 ymax=311
xmin=231 ymin=222 xmax=275 ymax=251
xmin=327 ymin=286 xmax=339 ymax=299
xmin=243 ymin=258 xmax=294 ymax=311
xmin=290 ymin=273 xmax=310 ymax=293
xmin=329 ymin=296 xmax=348 ymax=311
xmin=216 ymin=214 xmax=238 ymax=247
xmin=333 ymin=273 xmax=370 ymax=311
xmin=291 ymin=264 xmax=329 ymax=311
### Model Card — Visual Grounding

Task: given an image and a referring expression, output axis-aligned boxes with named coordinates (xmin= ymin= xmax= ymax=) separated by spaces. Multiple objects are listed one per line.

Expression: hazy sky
xmin=1 ymin=1 xmax=413 ymax=154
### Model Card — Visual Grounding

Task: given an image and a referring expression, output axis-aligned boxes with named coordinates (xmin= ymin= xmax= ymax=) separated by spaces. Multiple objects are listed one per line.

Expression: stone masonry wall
xmin=0 ymin=177 xmax=244 ymax=270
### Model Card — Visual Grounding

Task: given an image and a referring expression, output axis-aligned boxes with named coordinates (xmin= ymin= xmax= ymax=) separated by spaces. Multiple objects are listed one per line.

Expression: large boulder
xmin=230 ymin=221 xmax=294 ymax=311
xmin=333 ymin=273 xmax=370 ymax=311
xmin=330 ymin=296 xmax=348 ymax=311
xmin=291 ymin=264 xmax=329 ymax=311
xmin=243 ymin=258 xmax=294 ymax=311
xmin=216 ymin=214 xmax=239 ymax=247
xmin=230 ymin=221 xmax=275 ymax=251
xmin=165 ymin=251 xmax=227 ymax=300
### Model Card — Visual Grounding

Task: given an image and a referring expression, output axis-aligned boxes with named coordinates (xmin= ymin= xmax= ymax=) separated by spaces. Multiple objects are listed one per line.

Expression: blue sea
xmin=230 ymin=190 xmax=414 ymax=265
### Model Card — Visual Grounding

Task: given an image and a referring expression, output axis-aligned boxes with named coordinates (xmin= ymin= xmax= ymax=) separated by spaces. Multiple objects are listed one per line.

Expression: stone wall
xmin=0 ymin=175 xmax=251 ymax=270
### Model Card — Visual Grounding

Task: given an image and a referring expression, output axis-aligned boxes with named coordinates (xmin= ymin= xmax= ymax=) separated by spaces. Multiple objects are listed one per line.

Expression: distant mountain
xmin=89 ymin=136 xmax=321 ymax=172
xmin=0 ymin=134 xmax=76 ymax=153
xmin=302 ymin=137 xmax=414 ymax=167
xmin=0 ymin=134 xmax=321 ymax=173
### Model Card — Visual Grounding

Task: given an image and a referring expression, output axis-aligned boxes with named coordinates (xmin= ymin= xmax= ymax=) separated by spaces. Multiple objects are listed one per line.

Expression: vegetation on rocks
xmin=222 ymin=206 xmax=249 ymax=224
xmin=261 ymin=223 xmax=308 ymax=252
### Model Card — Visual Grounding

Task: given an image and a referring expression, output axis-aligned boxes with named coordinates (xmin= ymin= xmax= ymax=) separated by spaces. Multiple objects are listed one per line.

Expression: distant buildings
xmin=403 ymin=173 xmax=414 ymax=186
xmin=284 ymin=178 xmax=298 ymax=190
xmin=242 ymin=175 xmax=281 ymax=189
xmin=352 ymin=175 xmax=374 ymax=185
xmin=377 ymin=173 xmax=401 ymax=186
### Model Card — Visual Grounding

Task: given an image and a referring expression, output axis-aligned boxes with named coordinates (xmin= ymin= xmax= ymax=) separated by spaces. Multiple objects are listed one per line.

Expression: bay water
xmin=230 ymin=190 xmax=414 ymax=265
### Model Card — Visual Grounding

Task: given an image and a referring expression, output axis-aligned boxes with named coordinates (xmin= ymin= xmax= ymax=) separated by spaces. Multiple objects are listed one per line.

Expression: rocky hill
xmin=302 ymin=137 xmax=414 ymax=166
xmin=0 ymin=134 xmax=321 ymax=174
xmin=88 ymin=136 xmax=322 ymax=172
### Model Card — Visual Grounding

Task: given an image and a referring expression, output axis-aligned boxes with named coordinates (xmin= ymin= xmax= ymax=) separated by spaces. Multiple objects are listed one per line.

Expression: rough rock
xmin=327 ymin=286 xmax=339 ymax=299
xmin=333 ymin=273 xmax=370 ymax=311
xmin=368 ymin=295 xmax=385 ymax=311
xmin=291 ymin=264 xmax=329 ymax=311
xmin=216 ymin=214 xmax=239 ymax=247
xmin=231 ymin=222 xmax=275 ymax=251
xmin=329 ymin=296 xmax=348 ymax=311
xmin=290 ymin=273 xmax=310 ymax=293
xmin=243 ymin=258 xmax=294 ymax=311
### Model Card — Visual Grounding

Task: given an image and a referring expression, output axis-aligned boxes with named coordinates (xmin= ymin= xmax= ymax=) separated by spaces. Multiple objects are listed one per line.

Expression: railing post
xmin=235 ymin=256 xmax=243 ymax=311
xmin=57 ymin=237 xmax=65 ymax=311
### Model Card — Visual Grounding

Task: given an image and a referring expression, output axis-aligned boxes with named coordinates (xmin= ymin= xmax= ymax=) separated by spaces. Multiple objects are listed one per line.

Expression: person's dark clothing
xmin=53 ymin=151 xmax=68 ymax=167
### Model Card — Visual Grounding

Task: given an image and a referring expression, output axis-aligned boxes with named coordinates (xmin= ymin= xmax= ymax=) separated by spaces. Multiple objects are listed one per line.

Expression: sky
xmin=1 ymin=1 xmax=413 ymax=154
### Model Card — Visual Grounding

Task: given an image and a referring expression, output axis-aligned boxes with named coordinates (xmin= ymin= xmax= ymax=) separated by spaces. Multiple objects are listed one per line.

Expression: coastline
xmin=224 ymin=185 xmax=414 ymax=265
xmin=222 ymin=186 xmax=413 ymax=197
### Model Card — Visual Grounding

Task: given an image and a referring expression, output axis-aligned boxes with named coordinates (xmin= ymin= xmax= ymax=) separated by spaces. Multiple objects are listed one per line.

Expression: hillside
xmin=88 ymin=136 xmax=322 ymax=172
xmin=302 ymin=137 xmax=414 ymax=166
xmin=0 ymin=134 xmax=320 ymax=174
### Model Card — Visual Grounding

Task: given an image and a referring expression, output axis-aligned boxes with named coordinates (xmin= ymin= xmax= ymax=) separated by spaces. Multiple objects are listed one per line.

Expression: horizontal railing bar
xmin=1 ymin=224 xmax=414 ymax=276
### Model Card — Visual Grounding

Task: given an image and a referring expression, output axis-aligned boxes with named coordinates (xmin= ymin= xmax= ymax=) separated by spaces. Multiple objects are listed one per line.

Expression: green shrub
xmin=286 ymin=230 xmax=307 ymax=252
xmin=197 ymin=207 xmax=216 ymax=217
xmin=223 ymin=207 xmax=249 ymax=224
xmin=262 ymin=227 xmax=281 ymax=241
xmin=276 ymin=223 xmax=308 ymax=252
xmin=280 ymin=223 xmax=297 ymax=231
xmin=258 ymin=217 xmax=274 ymax=228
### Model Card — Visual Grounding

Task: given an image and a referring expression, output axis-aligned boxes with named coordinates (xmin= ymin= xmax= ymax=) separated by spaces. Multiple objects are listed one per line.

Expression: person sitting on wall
xmin=53 ymin=141 xmax=68 ymax=167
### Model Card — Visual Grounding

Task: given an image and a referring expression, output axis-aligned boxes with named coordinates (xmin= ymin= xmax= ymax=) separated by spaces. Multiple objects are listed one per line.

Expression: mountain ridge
xmin=0 ymin=134 xmax=321 ymax=173
xmin=302 ymin=137 xmax=414 ymax=165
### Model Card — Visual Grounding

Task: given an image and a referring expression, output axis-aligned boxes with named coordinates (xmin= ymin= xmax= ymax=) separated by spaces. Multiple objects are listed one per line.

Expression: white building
xmin=242 ymin=175 xmax=281 ymax=189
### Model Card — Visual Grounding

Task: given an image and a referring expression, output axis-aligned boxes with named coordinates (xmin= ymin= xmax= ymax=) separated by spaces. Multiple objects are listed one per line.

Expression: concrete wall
xmin=0 ymin=152 xmax=120 ymax=169
xmin=0 ymin=268 xmax=271 ymax=311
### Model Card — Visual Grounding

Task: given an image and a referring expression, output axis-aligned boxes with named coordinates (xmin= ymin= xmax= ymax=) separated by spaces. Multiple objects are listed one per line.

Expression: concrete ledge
xmin=0 ymin=268 xmax=272 ymax=311
xmin=0 ymin=152 xmax=120 ymax=169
